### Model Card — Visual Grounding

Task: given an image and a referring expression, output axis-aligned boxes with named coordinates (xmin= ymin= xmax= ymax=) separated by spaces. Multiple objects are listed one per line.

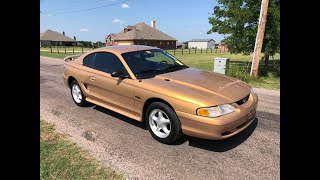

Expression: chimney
xmin=63 ymin=31 xmax=65 ymax=36
xmin=151 ymin=20 xmax=156 ymax=29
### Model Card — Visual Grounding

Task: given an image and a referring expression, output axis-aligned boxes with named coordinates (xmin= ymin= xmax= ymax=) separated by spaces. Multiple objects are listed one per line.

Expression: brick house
xmin=217 ymin=42 xmax=229 ymax=53
xmin=106 ymin=21 xmax=177 ymax=49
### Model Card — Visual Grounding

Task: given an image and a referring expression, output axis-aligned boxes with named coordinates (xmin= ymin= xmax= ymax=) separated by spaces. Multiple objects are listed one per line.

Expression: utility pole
xmin=250 ymin=0 xmax=269 ymax=78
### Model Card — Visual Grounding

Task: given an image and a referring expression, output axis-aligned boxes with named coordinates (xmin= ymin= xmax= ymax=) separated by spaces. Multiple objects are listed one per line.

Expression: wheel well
xmin=142 ymin=98 xmax=175 ymax=122
xmin=67 ymin=76 xmax=76 ymax=88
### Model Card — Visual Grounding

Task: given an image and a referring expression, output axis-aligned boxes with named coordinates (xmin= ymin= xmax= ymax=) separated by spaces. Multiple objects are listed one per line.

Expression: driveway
xmin=40 ymin=57 xmax=280 ymax=180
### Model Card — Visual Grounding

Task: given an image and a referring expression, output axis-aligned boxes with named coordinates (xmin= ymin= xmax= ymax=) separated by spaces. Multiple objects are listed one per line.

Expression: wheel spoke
xmin=158 ymin=111 xmax=163 ymax=119
xmin=162 ymin=126 xmax=170 ymax=135
xmin=156 ymin=126 xmax=161 ymax=132
xmin=161 ymin=117 xmax=170 ymax=124
xmin=152 ymin=115 xmax=159 ymax=123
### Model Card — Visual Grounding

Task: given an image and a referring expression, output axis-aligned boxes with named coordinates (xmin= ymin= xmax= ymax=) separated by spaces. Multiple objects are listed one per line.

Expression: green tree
xmin=208 ymin=0 xmax=280 ymax=74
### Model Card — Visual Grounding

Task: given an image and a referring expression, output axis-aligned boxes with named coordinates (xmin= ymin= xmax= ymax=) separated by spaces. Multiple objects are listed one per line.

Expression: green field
xmin=40 ymin=50 xmax=280 ymax=89
xmin=40 ymin=119 xmax=123 ymax=180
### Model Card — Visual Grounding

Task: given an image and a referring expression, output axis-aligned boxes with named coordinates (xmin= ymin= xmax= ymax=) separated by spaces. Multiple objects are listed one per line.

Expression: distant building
xmin=106 ymin=21 xmax=177 ymax=49
xmin=176 ymin=42 xmax=186 ymax=49
xmin=217 ymin=42 xmax=229 ymax=53
xmin=188 ymin=39 xmax=215 ymax=49
xmin=40 ymin=29 xmax=77 ymax=47
xmin=105 ymin=33 xmax=117 ymax=46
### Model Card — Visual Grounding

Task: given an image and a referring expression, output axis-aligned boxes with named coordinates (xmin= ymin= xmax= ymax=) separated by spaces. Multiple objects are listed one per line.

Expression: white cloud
xmin=80 ymin=28 xmax=89 ymax=32
xmin=47 ymin=14 xmax=52 ymax=17
xmin=121 ymin=4 xmax=129 ymax=8
xmin=112 ymin=18 xmax=125 ymax=24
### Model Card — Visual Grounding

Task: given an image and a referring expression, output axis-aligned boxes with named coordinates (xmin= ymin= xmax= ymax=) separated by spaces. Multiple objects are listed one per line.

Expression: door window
xmin=93 ymin=52 xmax=129 ymax=76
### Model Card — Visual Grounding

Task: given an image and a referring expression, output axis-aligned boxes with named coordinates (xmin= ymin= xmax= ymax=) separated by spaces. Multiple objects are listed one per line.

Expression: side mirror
xmin=111 ymin=71 xmax=129 ymax=78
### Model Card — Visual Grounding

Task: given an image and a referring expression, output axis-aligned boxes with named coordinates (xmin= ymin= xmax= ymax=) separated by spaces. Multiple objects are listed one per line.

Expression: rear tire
xmin=70 ymin=80 xmax=88 ymax=107
xmin=145 ymin=102 xmax=182 ymax=144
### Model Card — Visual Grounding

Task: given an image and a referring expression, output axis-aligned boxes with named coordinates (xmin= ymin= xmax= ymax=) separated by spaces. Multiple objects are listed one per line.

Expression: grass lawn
xmin=40 ymin=51 xmax=74 ymax=59
xmin=40 ymin=119 xmax=123 ymax=180
xmin=40 ymin=50 xmax=280 ymax=90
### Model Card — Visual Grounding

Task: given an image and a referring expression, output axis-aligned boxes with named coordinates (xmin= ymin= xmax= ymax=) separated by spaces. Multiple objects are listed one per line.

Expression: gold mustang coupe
xmin=63 ymin=45 xmax=258 ymax=144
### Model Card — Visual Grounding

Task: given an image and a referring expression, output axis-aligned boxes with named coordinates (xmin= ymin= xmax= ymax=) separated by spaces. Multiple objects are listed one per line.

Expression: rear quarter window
xmin=83 ymin=53 xmax=95 ymax=68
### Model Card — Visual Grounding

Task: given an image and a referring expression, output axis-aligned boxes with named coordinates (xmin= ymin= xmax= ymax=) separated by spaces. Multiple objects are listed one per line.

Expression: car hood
xmin=154 ymin=68 xmax=250 ymax=103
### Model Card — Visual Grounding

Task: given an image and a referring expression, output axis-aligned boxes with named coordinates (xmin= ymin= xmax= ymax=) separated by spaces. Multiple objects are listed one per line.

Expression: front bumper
xmin=177 ymin=93 xmax=258 ymax=140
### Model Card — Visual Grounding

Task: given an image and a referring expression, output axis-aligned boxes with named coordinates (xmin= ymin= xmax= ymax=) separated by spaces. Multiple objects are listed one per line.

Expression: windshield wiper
xmin=135 ymin=69 xmax=162 ymax=75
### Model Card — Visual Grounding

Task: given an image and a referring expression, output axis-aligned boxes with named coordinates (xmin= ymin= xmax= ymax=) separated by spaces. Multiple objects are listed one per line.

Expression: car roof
xmin=75 ymin=45 xmax=161 ymax=64
xmin=94 ymin=45 xmax=160 ymax=54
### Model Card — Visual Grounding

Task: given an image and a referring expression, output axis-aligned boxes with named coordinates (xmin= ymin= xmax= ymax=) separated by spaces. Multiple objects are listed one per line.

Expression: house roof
xmin=188 ymin=39 xmax=215 ymax=42
xmin=113 ymin=22 xmax=176 ymax=41
xmin=40 ymin=29 xmax=76 ymax=42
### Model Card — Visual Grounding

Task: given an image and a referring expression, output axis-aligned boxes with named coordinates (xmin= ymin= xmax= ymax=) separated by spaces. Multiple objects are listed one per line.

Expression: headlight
xmin=196 ymin=104 xmax=236 ymax=118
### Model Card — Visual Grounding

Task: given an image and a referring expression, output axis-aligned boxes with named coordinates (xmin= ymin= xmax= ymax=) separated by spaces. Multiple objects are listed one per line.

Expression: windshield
xmin=121 ymin=49 xmax=188 ymax=79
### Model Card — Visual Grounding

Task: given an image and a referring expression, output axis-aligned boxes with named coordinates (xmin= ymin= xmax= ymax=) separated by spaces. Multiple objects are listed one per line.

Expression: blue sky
xmin=40 ymin=0 xmax=224 ymax=43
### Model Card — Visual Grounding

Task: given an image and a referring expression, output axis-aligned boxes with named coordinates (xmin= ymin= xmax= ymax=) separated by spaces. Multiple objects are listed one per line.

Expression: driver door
xmin=88 ymin=52 xmax=135 ymax=114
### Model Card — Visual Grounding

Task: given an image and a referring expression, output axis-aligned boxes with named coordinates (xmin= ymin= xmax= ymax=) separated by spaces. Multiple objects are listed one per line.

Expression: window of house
xmin=83 ymin=53 xmax=95 ymax=68
xmin=93 ymin=52 xmax=129 ymax=75
xmin=167 ymin=42 xmax=169 ymax=45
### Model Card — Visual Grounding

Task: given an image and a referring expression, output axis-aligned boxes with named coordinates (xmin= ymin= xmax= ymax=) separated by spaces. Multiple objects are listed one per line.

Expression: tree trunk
xmin=264 ymin=54 xmax=270 ymax=75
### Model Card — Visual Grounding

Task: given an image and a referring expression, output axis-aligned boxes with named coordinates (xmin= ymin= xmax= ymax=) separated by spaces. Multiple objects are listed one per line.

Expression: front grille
xmin=235 ymin=94 xmax=250 ymax=105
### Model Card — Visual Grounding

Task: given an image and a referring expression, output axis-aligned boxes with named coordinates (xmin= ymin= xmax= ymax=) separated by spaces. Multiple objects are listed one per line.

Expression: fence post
xmin=182 ymin=48 xmax=183 ymax=55
xmin=50 ymin=45 xmax=52 ymax=53
xmin=65 ymin=46 xmax=66 ymax=54
xmin=57 ymin=46 xmax=59 ymax=54
xmin=174 ymin=49 xmax=175 ymax=55
xmin=73 ymin=47 xmax=74 ymax=55
xmin=220 ymin=48 xmax=221 ymax=53
xmin=189 ymin=48 xmax=190 ymax=54
xmin=206 ymin=48 xmax=207 ymax=53
xmin=82 ymin=47 xmax=83 ymax=53
xmin=195 ymin=48 xmax=196 ymax=54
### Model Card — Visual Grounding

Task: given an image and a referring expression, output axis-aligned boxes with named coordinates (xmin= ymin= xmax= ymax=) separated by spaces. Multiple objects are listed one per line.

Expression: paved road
xmin=40 ymin=57 xmax=280 ymax=180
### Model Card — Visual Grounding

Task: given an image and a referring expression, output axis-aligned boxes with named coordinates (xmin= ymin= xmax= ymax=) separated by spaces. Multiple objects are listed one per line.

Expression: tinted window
xmin=83 ymin=53 xmax=95 ymax=68
xmin=93 ymin=52 xmax=128 ymax=75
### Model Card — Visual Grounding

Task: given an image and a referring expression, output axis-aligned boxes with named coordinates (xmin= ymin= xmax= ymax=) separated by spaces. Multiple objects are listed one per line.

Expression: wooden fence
xmin=164 ymin=48 xmax=228 ymax=55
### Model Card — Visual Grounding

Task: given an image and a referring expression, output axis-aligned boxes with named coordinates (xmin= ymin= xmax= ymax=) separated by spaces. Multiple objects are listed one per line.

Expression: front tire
xmin=70 ymin=80 xmax=88 ymax=107
xmin=145 ymin=102 xmax=182 ymax=144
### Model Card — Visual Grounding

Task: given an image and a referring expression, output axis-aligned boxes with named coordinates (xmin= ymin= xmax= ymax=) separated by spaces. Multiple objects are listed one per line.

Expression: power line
xmin=48 ymin=0 xmax=131 ymax=15
xmin=43 ymin=0 xmax=113 ymax=13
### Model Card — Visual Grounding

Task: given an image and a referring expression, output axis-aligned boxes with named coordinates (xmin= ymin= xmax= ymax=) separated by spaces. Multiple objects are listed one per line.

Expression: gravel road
xmin=40 ymin=57 xmax=280 ymax=180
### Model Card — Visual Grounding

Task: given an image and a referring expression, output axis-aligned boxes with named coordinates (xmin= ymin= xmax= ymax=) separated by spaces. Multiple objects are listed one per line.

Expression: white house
xmin=188 ymin=39 xmax=215 ymax=49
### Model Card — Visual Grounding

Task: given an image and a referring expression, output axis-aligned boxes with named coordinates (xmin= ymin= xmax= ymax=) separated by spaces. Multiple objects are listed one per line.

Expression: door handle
xmin=89 ymin=76 xmax=96 ymax=81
